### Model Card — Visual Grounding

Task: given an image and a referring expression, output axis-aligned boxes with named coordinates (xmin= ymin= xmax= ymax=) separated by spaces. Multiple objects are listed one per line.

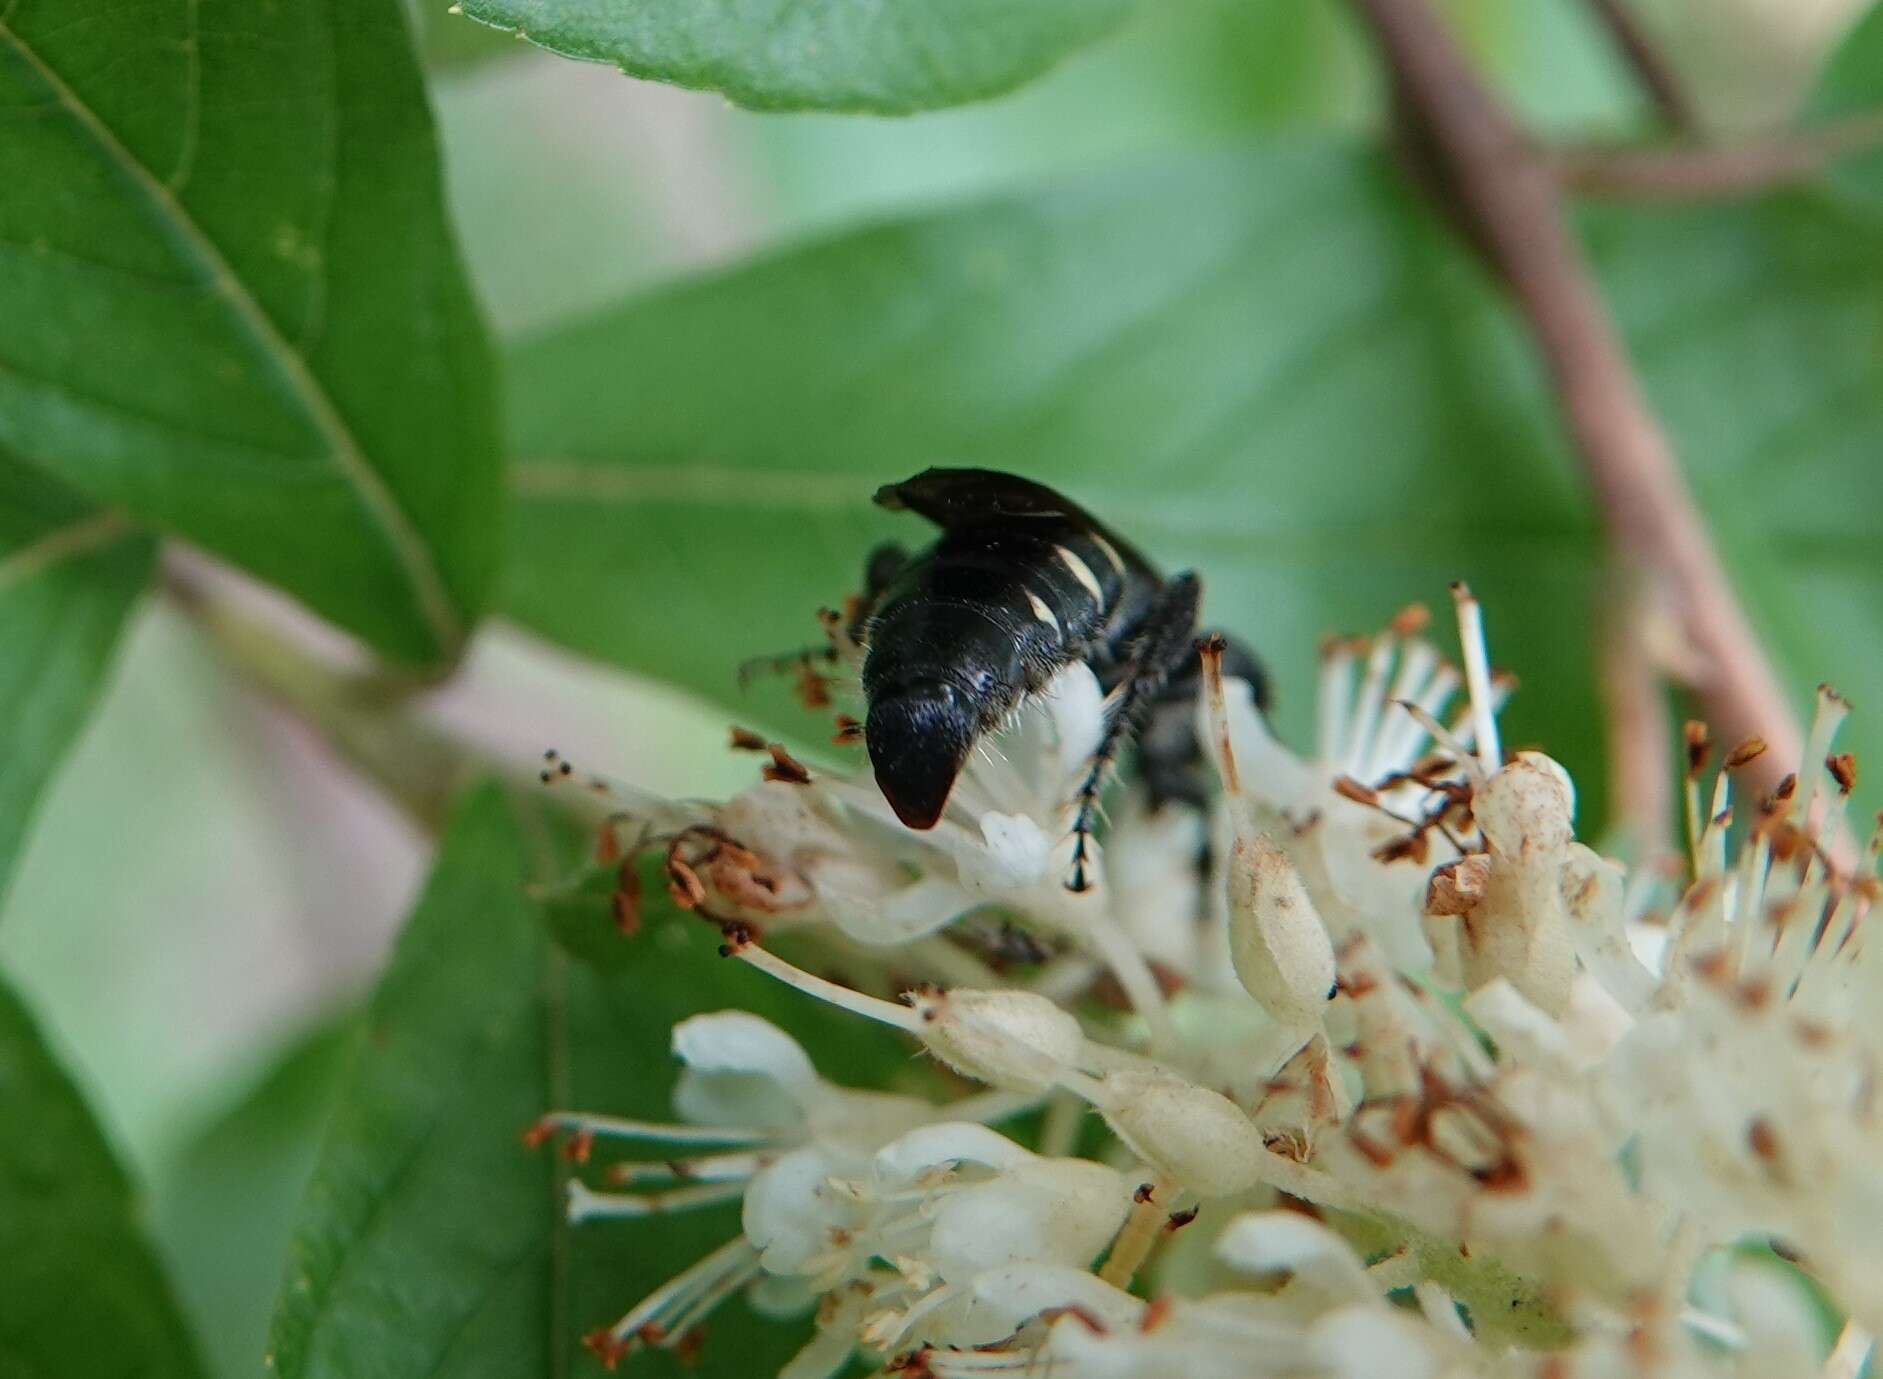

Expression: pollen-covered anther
xmin=1828 ymin=752 xmax=1857 ymax=796
xmin=762 ymin=743 xmax=814 ymax=785
xmin=1391 ymin=602 xmax=1432 ymax=637
xmin=665 ymin=838 xmax=709 ymax=910
xmin=1684 ymin=720 xmax=1712 ymax=778
xmin=1164 ymin=1206 xmax=1199 ymax=1232
xmin=1425 ymin=854 xmax=1491 ymax=916
xmin=715 ymin=919 xmax=760 ymax=957
xmin=1746 ymin=1115 xmax=1790 ymax=1184
xmin=1371 ymin=831 xmax=1430 ymax=866
xmin=1332 ymin=776 xmax=1381 ymax=807
xmin=581 ymin=1326 xmax=631 ymax=1369
xmin=608 ymin=859 xmax=643 ymax=935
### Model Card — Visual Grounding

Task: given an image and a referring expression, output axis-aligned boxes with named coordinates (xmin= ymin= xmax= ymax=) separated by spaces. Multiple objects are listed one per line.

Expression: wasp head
xmin=865 ymin=681 xmax=976 ymax=830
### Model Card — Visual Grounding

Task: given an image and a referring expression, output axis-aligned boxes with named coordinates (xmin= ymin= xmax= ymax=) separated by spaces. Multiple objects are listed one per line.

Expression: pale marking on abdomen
xmin=1054 ymin=544 xmax=1106 ymax=603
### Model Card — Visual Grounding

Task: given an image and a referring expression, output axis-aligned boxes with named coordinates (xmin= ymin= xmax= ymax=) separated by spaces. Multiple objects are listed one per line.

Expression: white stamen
xmin=535 ymin=1112 xmax=775 ymax=1145
xmin=1679 ymin=1307 xmax=1747 ymax=1350
xmin=606 ymin=1234 xmax=761 ymax=1342
xmin=1413 ymin=1282 xmax=1469 ymax=1339
xmin=1450 ymin=583 xmax=1501 ymax=773
xmin=1320 ymin=641 xmax=1357 ymax=764
xmin=1825 ymin=1321 xmax=1874 ymax=1379
xmin=732 ymin=943 xmax=926 ymax=1033
xmin=1368 ymin=641 xmax=1441 ymax=777
xmin=1342 ymin=635 xmax=1398 ymax=778
xmin=607 ymin=1150 xmax=774 ymax=1184
xmin=1392 ymin=700 xmax=1484 ymax=784
xmin=1799 ymin=684 xmax=1851 ymax=830
xmin=567 ymin=1178 xmax=745 ymax=1224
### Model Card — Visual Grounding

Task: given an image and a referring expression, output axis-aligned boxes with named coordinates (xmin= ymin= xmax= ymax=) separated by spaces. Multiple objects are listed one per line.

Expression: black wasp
xmin=823 ymin=468 xmax=1265 ymax=892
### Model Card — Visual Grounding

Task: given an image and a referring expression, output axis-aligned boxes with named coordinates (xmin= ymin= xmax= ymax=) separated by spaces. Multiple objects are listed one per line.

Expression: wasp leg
xmin=739 ymin=543 xmax=910 ymax=688
xmin=863 ymin=541 xmax=910 ymax=597
xmin=1067 ymin=572 xmax=1203 ymax=892
xmin=850 ymin=541 xmax=910 ymax=640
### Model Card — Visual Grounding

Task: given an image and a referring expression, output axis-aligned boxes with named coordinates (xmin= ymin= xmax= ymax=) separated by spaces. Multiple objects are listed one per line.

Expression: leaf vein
xmin=0 ymin=15 xmax=465 ymax=656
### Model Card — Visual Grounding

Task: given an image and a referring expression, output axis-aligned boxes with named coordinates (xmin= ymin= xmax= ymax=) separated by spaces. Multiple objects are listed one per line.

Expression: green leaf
xmin=503 ymin=140 xmax=1883 ymax=830
xmin=153 ymin=1009 xmax=360 ymax=1379
xmin=0 ymin=453 xmax=150 ymax=910
xmin=500 ymin=145 xmax=1611 ymax=817
xmin=0 ymin=0 xmax=500 ymax=667
xmin=269 ymin=783 xmax=921 ymax=1379
xmin=454 ymin=0 xmax=1134 ymax=113
xmin=1804 ymin=0 xmax=1883 ymax=115
xmin=1806 ymin=1 xmax=1883 ymax=212
xmin=0 ymin=969 xmax=206 ymax=1379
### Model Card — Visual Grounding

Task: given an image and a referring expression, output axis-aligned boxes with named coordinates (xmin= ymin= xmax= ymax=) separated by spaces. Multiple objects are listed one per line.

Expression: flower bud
xmin=1094 ymin=1071 xmax=1262 ymax=1197
xmin=1473 ymin=752 xmax=1573 ymax=857
xmin=741 ymin=1145 xmax=859 ymax=1274
xmin=910 ymin=988 xmax=1087 ymax=1092
xmin=1227 ymin=835 xmax=1337 ymax=1027
xmin=962 ymin=1265 xmax=1144 ymax=1342
xmin=928 ymin=1158 xmax=1130 ymax=1285
xmin=873 ymin=1121 xmax=1033 ymax=1184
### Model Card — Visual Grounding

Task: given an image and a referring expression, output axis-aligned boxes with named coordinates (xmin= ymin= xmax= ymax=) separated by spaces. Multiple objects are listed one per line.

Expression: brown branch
xmin=1584 ymin=0 xmax=1701 ymax=135
xmin=1347 ymin=0 xmax=1802 ymax=801
xmin=1555 ymin=110 xmax=1883 ymax=200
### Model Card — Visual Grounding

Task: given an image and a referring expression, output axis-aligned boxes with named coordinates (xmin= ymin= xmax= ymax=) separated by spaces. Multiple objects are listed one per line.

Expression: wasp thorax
xmin=865 ymin=680 xmax=977 ymax=830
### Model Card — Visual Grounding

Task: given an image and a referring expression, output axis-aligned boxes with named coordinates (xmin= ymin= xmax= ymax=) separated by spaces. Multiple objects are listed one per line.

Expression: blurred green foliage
xmin=0 ymin=975 xmax=204 ymax=1378
xmin=0 ymin=0 xmax=1880 ymax=1374
xmin=0 ymin=0 xmax=499 ymax=666
xmin=458 ymin=0 xmax=1134 ymax=113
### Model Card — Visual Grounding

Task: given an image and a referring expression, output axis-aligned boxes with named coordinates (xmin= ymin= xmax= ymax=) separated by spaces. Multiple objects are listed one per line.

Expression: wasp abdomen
xmin=852 ymin=468 xmax=1201 ymax=843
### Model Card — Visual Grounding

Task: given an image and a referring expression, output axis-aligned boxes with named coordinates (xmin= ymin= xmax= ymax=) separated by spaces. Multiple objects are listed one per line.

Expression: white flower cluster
xmin=535 ymin=587 xmax=1879 ymax=1379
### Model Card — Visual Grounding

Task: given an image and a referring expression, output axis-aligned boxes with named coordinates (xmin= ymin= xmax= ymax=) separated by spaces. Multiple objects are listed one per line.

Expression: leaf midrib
xmin=0 ymin=17 xmax=464 ymax=657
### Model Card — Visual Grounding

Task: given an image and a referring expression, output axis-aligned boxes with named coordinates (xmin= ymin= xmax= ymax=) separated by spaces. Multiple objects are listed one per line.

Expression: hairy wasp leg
xmin=1066 ymin=572 xmax=1203 ymax=892
xmin=847 ymin=540 xmax=909 ymax=640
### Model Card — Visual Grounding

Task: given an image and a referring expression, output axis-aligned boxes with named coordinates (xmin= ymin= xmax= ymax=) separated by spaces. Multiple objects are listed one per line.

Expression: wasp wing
xmin=873 ymin=468 xmax=1157 ymax=573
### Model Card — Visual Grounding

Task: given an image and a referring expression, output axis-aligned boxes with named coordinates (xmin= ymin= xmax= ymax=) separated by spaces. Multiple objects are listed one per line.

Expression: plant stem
xmin=1555 ymin=109 xmax=1883 ymax=199
xmin=1346 ymin=0 xmax=1802 ymax=802
xmin=163 ymin=557 xmax=474 ymax=834
xmin=1584 ymin=0 xmax=1700 ymax=135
